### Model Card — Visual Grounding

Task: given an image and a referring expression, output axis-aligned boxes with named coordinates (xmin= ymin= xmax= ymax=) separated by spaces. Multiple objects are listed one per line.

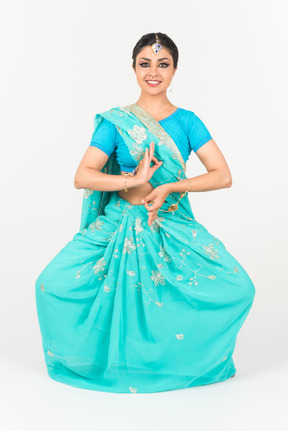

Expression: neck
xmin=134 ymin=94 xmax=175 ymax=115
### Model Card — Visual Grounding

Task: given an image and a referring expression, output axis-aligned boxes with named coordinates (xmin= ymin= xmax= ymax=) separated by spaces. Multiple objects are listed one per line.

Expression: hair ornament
xmin=151 ymin=33 xmax=163 ymax=55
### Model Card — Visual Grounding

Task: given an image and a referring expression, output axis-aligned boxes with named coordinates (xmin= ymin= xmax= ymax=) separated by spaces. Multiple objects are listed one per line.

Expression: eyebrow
xmin=138 ymin=57 xmax=170 ymax=62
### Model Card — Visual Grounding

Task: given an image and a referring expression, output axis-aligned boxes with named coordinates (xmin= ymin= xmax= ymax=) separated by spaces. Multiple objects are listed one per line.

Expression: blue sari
xmin=35 ymin=104 xmax=256 ymax=394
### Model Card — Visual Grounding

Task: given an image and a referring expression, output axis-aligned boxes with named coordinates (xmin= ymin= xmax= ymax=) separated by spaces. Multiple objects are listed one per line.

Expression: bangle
xmin=159 ymin=178 xmax=191 ymax=214
xmin=123 ymin=173 xmax=129 ymax=192
xmin=123 ymin=172 xmax=134 ymax=192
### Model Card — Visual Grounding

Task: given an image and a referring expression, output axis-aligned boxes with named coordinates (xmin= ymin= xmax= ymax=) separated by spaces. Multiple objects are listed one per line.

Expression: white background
xmin=1 ymin=0 xmax=287 ymax=429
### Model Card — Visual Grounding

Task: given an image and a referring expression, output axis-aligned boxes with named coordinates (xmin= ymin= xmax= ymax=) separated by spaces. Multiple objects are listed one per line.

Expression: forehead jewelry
xmin=151 ymin=33 xmax=163 ymax=56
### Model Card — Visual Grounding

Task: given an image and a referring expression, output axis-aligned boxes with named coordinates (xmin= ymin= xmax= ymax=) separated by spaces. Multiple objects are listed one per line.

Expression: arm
xmin=165 ymin=139 xmax=232 ymax=194
xmin=74 ymin=146 xmax=142 ymax=191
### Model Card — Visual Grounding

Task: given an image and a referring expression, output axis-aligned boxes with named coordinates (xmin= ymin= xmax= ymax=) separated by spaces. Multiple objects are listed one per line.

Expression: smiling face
xmin=133 ymin=45 xmax=176 ymax=95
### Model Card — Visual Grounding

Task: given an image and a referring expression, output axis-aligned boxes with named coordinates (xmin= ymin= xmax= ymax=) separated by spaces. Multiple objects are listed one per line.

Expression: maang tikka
xmin=151 ymin=33 xmax=163 ymax=56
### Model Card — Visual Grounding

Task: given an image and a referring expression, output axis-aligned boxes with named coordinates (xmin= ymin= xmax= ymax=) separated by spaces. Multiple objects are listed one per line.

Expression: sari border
xmin=123 ymin=104 xmax=186 ymax=173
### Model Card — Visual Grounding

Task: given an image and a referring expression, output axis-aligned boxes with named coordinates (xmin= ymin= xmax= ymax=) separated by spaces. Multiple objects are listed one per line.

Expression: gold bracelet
xmin=123 ymin=172 xmax=134 ymax=192
xmin=159 ymin=178 xmax=191 ymax=213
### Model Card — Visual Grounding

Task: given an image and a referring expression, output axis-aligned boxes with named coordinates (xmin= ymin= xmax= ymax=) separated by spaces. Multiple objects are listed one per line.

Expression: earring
xmin=169 ymin=78 xmax=173 ymax=93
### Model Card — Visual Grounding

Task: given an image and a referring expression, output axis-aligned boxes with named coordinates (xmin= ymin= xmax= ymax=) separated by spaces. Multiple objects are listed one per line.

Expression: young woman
xmin=35 ymin=32 xmax=256 ymax=394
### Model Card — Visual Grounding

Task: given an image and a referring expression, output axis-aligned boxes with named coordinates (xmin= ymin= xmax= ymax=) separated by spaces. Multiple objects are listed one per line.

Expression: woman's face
xmin=133 ymin=45 xmax=176 ymax=94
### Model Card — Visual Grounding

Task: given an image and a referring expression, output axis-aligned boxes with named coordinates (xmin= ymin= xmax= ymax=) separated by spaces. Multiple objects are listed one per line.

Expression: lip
xmin=145 ymin=80 xmax=162 ymax=87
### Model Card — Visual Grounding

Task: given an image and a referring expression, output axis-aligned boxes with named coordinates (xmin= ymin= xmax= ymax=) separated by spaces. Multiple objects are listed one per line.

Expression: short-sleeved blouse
xmin=89 ymin=108 xmax=213 ymax=172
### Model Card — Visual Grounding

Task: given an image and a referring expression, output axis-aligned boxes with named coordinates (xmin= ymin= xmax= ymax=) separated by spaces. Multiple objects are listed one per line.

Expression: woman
xmin=35 ymin=32 xmax=256 ymax=394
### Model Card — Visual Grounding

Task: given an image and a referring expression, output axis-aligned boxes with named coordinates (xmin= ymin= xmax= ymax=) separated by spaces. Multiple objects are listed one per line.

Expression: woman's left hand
xmin=140 ymin=185 xmax=170 ymax=226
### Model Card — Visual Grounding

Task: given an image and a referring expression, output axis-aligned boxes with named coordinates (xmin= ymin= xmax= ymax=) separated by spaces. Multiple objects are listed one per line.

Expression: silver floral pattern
xmin=127 ymin=125 xmax=147 ymax=145
xmin=151 ymin=269 xmax=166 ymax=286
xmin=203 ymin=243 xmax=220 ymax=260
xmin=158 ymin=245 xmax=171 ymax=262
xmin=89 ymin=219 xmax=104 ymax=232
xmin=84 ymin=189 xmax=94 ymax=199
xmin=134 ymin=218 xmax=144 ymax=234
xmin=93 ymin=257 xmax=107 ymax=278
xmin=123 ymin=237 xmax=137 ymax=254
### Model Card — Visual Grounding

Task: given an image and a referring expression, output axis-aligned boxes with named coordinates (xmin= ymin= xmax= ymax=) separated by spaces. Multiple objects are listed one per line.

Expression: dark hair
xmin=132 ymin=32 xmax=179 ymax=70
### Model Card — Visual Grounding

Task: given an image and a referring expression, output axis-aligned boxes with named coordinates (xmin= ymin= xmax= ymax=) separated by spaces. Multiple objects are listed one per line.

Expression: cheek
xmin=161 ymin=69 xmax=173 ymax=79
xmin=136 ymin=75 xmax=147 ymax=86
xmin=136 ymin=70 xmax=146 ymax=80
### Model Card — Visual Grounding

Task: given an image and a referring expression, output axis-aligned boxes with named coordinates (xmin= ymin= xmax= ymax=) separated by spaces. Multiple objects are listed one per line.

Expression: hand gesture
xmin=134 ymin=142 xmax=163 ymax=185
xmin=140 ymin=185 xmax=170 ymax=227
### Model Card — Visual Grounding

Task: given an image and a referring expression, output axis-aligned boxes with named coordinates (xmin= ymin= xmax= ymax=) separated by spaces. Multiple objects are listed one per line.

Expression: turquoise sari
xmin=35 ymin=104 xmax=256 ymax=394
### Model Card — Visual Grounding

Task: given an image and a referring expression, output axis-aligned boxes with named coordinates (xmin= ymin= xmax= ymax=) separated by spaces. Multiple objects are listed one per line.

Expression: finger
xmin=149 ymin=141 xmax=155 ymax=158
xmin=143 ymin=147 xmax=149 ymax=166
xmin=143 ymin=201 xmax=156 ymax=211
xmin=140 ymin=194 xmax=152 ymax=205
xmin=152 ymin=155 xmax=159 ymax=164
xmin=147 ymin=212 xmax=153 ymax=226
xmin=146 ymin=201 xmax=158 ymax=211
xmin=149 ymin=155 xmax=163 ymax=169
xmin=142 ymin=194 xmax=154 ymax=204
xmin=145 ymin=203 xmax=153 ymax=211
xmin=146 ymin=147 xmax=151 ymax=164
xmin=151 ymin=210 xmax=158 ymax=224
xmin=149 ymin=210 xmax=157 ymax=223
xmin=152 ymin=159 xmax=163 ymax=170
xmin=145 ymin=199 xmax=156 ymax=209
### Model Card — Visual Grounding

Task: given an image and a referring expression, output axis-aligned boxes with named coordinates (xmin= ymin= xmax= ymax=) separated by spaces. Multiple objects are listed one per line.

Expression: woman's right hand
xmin=134 ymin=142 xmax=163 ymax=185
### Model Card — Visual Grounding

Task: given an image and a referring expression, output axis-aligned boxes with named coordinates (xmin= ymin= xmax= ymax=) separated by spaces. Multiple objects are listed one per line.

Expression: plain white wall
xmin=0 ymin=0 xmax=287 ymax=429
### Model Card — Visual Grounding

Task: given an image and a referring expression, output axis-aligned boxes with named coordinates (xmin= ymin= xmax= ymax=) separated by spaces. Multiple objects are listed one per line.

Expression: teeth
xmin=147 ymin=81 xmax=160 ymax=83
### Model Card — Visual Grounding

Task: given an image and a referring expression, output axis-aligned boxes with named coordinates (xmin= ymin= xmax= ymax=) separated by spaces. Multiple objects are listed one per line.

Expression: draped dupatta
xmin=79 ymin=104 xmax=195 ymax=232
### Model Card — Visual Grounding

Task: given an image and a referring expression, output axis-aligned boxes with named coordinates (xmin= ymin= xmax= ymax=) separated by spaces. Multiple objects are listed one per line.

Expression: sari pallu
xmin=35 ymin=104 xmax=256 ymax=394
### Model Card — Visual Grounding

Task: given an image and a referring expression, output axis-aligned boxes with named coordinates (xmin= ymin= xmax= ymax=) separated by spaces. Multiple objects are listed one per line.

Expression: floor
xmin=1 ymin=336 xmax=287 ymax=431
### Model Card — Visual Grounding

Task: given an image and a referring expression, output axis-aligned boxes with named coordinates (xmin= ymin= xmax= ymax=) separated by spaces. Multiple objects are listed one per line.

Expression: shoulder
xmin=178 ymin=108 xmax=203 ymax=123
xmin=94 ymin=114 xmax=117 ymax=132
xmin=179 ymin=108 xmax=211 ymax=132
xmin=175 ymin=108 xmax=199 ymax=128
xmin=179 ymin=108 xmax=212 ymax=152
xmin=91 ymin=114 xmax=118 ymax=142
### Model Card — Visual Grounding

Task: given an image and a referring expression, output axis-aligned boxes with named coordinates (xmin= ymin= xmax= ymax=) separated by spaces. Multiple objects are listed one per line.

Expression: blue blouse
xmin=89 ymin=108 xmax=213 ymax=172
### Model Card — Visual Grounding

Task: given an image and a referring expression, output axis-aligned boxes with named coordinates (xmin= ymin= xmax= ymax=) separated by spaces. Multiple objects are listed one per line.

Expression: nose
xmin=148 ymin=73 xmax=160 ymax=79
xmin=148 ymin=65 xmax=160 ymax=77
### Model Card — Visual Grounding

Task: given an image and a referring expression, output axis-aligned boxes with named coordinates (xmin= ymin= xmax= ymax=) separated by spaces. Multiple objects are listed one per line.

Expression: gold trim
xmin=123 ymin=103 xmax=186 ymax=173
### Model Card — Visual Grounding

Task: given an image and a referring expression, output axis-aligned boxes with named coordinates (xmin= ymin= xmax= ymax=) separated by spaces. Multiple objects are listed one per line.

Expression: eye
xmin=139 ymin=62 xmax=170 ymax=68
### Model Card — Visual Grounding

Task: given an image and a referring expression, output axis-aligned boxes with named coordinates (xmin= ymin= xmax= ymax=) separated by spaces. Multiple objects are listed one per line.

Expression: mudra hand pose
xmin=35 ymin=32 xmax=256 ymax=394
